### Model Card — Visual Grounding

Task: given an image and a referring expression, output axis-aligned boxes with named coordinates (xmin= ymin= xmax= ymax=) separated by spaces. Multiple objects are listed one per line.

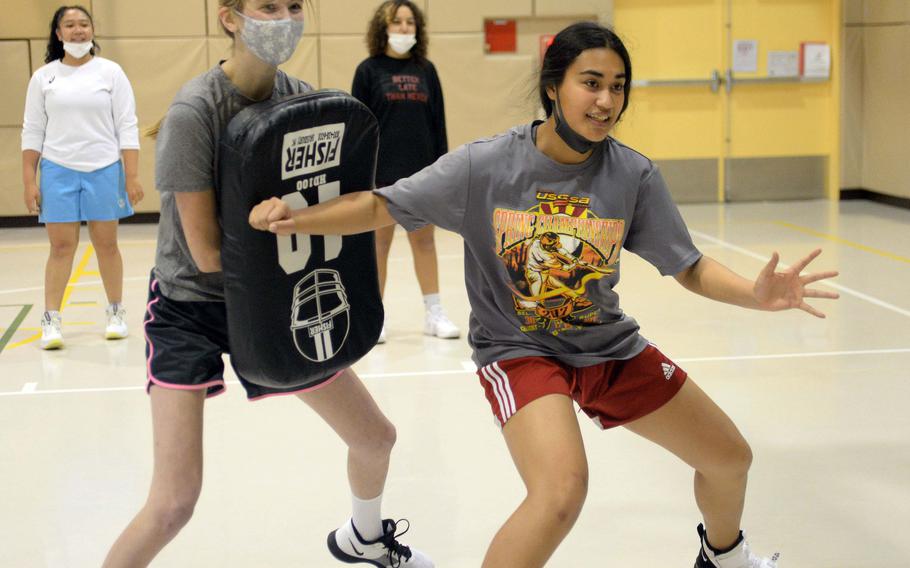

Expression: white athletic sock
xmin=351 ymin=493 xmax=383 ymax=541
xmin=45 ymin=310 xmax=60 ymax=318
xmin=423 ymin=293 xmax=441 ymax=310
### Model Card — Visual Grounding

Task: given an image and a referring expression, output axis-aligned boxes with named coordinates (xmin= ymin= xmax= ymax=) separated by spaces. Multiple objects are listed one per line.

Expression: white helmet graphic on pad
xmin=290 ymin=269 xmax=351 ymax=362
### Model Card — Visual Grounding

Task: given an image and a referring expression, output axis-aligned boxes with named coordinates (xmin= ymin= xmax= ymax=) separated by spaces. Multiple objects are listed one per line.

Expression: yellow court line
xmin=60 ymin=245 xmax=95 ymax=310
xmin=10 ymin=246 xmax=97 ymax=349
xmin=8 ymin=330 xmax=40 ymax=349
xmin=774 ymin=221 xmax=910 ymax=265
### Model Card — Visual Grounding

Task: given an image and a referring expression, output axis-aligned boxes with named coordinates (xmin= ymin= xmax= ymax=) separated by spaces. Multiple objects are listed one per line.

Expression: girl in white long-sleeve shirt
xmin=21 ymin=5 xmax=144 ymax=349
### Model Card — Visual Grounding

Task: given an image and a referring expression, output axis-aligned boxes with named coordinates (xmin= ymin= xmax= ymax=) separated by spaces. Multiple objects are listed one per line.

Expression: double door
xmin=613 ymin=0 xmax=840 ymax=202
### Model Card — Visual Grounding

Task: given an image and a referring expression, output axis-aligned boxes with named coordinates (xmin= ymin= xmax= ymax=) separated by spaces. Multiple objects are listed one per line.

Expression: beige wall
xmin=2 ymin=0 xmax=606 ymax=217
xmin=841 ymin=0 xmax=910 ymax=199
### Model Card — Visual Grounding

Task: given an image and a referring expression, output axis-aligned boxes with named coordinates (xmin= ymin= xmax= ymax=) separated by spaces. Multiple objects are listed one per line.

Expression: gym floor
xmin=1 ymin=199 xmax=908 ymax=567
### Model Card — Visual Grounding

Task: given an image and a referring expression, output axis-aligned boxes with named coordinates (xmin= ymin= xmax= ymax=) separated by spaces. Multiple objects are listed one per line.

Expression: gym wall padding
xmin=0 ymin=1 xmax=70 ymax=39
xmin=3 ymin=0 xmax=603 ymax=218
xmin=0 ymin=42 xmax=31 ymax=127
xmin=92 ymin=0 xmax=207 ymax=37
xmin=318 ymin=0 xmax=425 ymax=35
xmin=860 ymin=5 xmax=910 ymax=200
xmin=430 ymin=1 xmax=532 ymax=32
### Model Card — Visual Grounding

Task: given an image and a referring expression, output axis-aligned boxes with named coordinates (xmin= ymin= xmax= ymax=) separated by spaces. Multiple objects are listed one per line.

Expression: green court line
xmin=0 ymin=304 xmax=33 ymax=355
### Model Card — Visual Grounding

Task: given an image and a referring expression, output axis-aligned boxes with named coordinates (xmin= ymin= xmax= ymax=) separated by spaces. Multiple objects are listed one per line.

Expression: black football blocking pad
xmin=219 ymin=90 xmax=383 ymax=389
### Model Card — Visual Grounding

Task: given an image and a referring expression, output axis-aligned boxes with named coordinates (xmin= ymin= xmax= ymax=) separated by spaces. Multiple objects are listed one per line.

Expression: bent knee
xmin=147 ymin=496 xmax=198 ymax=535
xmin=351 ymin=417 xmax=397 ymax=457
xmin=530 ymin=469 xmax=588 ymax=523
xmin=701 ymin=436 xmax=753 ymax=478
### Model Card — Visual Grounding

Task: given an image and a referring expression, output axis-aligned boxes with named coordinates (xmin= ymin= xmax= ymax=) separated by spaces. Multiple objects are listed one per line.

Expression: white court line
xmin=690 ymin=230 xmax=910 ymax=318
xmin=0 ymin=276 xmax=149 ymax=296
xmin=1 ymin=348 xmax=907 ymax=398
xmin=21 ymin=382 xmax=37 ymax=393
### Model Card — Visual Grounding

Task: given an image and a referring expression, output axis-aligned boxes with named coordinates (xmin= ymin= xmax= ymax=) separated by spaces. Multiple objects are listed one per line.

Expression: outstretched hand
xmin=753 ymin=248 xmax=839 ymax=318
xmin=248 ymin=197 xmax=295 ymax=234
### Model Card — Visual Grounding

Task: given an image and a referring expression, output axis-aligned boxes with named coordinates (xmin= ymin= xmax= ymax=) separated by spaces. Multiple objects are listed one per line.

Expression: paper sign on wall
xmin=768 ymin=50 xmax=799 ymax=77
xmin=800 ymin=42 xmax=831 ymax=78
xmin=733 ymin=40 xmax=758 ymax=73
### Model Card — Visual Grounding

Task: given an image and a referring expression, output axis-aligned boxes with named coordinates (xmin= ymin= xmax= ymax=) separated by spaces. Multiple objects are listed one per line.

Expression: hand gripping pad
xmin=219 ymin=90 xmax=383 ymax=388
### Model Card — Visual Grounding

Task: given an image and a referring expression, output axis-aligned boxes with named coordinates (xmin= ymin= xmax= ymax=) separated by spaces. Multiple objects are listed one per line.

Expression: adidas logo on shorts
xmin=661 ymin=362 xmax=675 ymax=380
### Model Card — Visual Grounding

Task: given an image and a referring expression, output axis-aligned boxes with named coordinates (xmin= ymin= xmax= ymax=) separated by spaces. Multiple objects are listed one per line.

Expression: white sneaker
xmin=328 ymin=518 xmax=434 ymax=567
xmin=377 ymin=325 xmax=387 ymax=344
xmin=40 ymin=311 xmax=64 ymax=350
xmin=105 ymin=304 xmax=129 ymax=340
xmin=424 ymin=305 xmax=460 ymax=339
xmin=695 ymin=523 xmax=780 ymax=568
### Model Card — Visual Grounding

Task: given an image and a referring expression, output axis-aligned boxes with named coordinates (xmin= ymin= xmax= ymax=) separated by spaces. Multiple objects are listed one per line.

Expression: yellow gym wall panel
xmin=613 ymin=89 xmax=723 ymax=159
xmin=92 ymin=0 xmax=207 ymax=37
xmin=0 ymin=1 xmax=68 ymax=39
xmin=0 ymin=41 xmax=31 ymax=127
xmin=319 ymin=36 xmax=369 ymax=92
xmin=431 ymin=35 xmax=536 ymax=147
xmin=728 ymin=83 xmax=834 ymax=157
xmin=612 ymin=0 xmax=724 ymax=156
xmin=861 ymin=24 xmax=910 ymax=199
xmin=614 ymin=0 xmax=723 ymax=79
xmin=318 ymin=0 xmax=425 ymax=35
xmin=612 ymin=0 xmax=724 ymax=195
xmin=430 ymin=0 xmax=533 ymax=33
xmin=0 ymin=128 xmax=27 ymax=215
xmin=534 ymin=0 xmax=612 ymax=23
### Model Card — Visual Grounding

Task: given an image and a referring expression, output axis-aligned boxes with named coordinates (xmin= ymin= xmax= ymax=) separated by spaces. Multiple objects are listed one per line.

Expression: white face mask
xmin=234 ymin=10 xmax=304 ymax=67
xmin=387 ymin=33 xmax=417 ymax=55
xmin=63 ymin=41 xmax=93 ymax=59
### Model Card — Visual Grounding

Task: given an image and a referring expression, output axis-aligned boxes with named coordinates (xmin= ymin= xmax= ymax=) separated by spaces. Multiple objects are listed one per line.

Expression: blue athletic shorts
xmin=38 ymin=159 xmax=133 ymax=223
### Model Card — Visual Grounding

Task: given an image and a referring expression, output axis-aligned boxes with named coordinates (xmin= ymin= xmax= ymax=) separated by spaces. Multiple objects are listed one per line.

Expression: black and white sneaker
xmin=695 ymin=523 xmax=780 ymax=568
xmin=327 ymin=518 xmax=433 ymax=567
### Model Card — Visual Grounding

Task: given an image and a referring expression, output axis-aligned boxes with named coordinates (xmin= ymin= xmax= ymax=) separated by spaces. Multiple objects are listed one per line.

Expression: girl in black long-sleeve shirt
xmin=352 ymin=0 xmax=460 ymax=343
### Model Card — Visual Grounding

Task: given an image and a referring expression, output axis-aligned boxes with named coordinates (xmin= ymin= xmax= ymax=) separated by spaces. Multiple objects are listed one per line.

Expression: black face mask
xmin=552 ymin=90 xmax=599 ymax=154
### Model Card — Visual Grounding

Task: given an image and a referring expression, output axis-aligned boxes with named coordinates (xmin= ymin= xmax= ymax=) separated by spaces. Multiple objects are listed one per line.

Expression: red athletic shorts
xmin=476 ymin=344 xmax=687 ymax=429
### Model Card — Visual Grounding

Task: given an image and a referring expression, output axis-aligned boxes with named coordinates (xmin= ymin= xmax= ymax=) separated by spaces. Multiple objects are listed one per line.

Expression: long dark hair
xmin=45 ymin=5 xmax=98 ymax=63
xmin=366 ymin=0 xmax=428 ymax=63
xmin=539 ymin=22 xmax=632 ymax=120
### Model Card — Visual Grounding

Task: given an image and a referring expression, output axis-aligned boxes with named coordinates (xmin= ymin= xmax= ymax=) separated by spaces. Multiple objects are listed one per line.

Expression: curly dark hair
xmin=45 ymin=5 xmax=98 ymax=63
xmin=366 ymin=0 xmax=427 ymax=62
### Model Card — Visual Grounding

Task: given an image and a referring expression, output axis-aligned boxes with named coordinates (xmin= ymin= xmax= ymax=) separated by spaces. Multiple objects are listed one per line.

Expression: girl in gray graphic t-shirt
xmin=250 ymin=21 xmax=839 ymax=568
xmin=103 ymin=2 xmax=431 ymax=567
